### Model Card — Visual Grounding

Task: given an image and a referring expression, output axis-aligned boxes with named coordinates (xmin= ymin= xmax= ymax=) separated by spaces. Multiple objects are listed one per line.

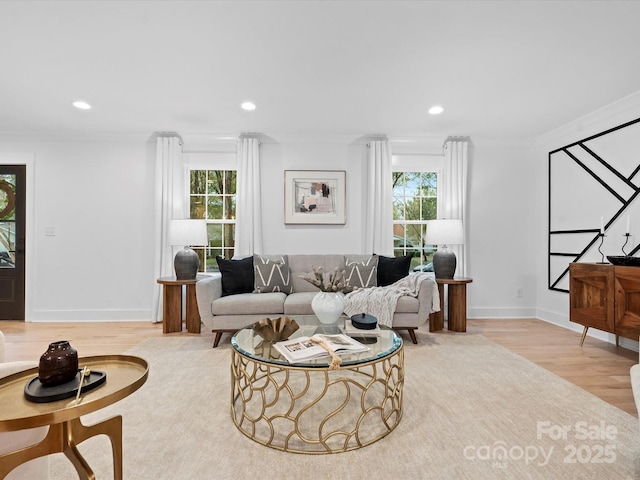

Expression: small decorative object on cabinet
xmin=569 ymin=263 xmax=640 ymax=346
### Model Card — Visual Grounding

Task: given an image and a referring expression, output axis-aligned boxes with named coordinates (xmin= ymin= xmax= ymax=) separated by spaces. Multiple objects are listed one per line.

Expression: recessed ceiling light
xmin=241 ymin=101 xmax=256 ymax=111
xmin=428 ymin=105 xmax=444 ymax=115
xmin=72 ymin=100 xmax=92 ymax=110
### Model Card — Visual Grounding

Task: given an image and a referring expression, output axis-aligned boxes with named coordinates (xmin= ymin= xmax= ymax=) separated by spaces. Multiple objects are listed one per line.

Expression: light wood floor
xmin=1 ymin=318 xmax=638 ymax=416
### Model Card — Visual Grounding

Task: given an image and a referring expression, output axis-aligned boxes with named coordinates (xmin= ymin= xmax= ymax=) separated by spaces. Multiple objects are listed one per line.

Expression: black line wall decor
xmin=548 ymin=117 xmax=640 ymax=292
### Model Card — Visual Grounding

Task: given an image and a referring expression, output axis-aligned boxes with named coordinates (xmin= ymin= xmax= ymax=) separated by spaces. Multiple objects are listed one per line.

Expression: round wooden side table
xmin=430 ymin=277 xmax=473 ymax=332
xmin=156 ymin=275 xmax=206 ymax=334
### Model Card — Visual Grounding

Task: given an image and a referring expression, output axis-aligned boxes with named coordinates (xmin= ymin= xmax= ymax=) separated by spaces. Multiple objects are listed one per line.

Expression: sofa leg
xmin=212 ymin=332 xmax=223 ymax=348
xmin=407 ymin=328 xmax=418 ymax=344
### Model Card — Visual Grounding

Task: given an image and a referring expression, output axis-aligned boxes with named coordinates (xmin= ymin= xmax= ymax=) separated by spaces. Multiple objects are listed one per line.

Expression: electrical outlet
xmin=516 ymin=287 xmax=524 ymax=298
xmin=44 ymin=226 xmax=56 ymax=236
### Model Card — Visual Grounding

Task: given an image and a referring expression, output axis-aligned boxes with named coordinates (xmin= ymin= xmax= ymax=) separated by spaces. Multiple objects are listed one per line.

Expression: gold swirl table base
xmin=231 ymin=346 xmax=404 ymax=454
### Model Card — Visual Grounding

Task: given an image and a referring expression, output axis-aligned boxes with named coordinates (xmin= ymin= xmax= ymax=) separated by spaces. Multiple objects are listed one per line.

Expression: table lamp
xmin=168 ymin=219 xmax=208 ymax=279
xmin=425 ymin=219 xmax=464 ymax=279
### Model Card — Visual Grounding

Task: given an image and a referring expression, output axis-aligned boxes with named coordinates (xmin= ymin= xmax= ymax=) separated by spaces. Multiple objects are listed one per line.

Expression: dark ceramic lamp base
xmin=174 ymin=247 xmax=200 ymax=280
xmin=433 ymin=249 xmax=457 ymax=279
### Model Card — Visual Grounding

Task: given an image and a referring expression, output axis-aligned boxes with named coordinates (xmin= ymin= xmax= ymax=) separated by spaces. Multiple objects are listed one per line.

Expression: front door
xmin=0 ymin=165 xmax=26 ymax=320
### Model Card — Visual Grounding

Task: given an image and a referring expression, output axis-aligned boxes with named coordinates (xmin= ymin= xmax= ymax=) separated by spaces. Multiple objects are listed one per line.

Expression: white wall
xmin=534 ymin=91 xmax=640 ymax=351
xmin=260 ymin=138 xmax=367 ymax=254
xmin=0 ymin=135 xmax=156 ymax=321
xmin=0 ymin=124 xmax=610 ymax=326
xmin=219 ymin=134 xmax=539 ymax=320
xmin=466 ymin=138 xmax=538 ymax=319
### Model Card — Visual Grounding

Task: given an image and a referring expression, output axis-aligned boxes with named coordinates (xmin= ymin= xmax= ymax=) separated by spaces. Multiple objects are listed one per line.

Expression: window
xmin=0 ymin=173 xmax=16 ymax=268
xmin=189 ymin=170 xmax=236 ymax=272
xmin=392 ymin=171 xmax=438 ymax=271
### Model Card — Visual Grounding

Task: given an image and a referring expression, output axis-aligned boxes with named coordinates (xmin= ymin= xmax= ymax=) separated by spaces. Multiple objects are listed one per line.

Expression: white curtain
xmin=234 ymin=136 xmax=263 ymax=257
xmin=152 ymin=134 xmax=183 ymax=323
xmin=365 ymin=138 xmax=394 ymax=256
xmin=439 ymin=137 xmax=470 ymax=276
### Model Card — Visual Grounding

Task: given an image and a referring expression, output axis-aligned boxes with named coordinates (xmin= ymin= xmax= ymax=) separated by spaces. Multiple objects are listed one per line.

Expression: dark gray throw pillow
xmin=376 ymin=255 xmax=412 ymax=286
xmin=344 ymin=255 xmax=378 ymax=288
xmin=216 ymin=255 xmax=254 ymax=296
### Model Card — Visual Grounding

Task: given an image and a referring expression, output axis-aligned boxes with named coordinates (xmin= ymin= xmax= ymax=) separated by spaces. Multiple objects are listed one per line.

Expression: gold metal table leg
xmin=579 ymin=326 xmax=589 ymax=346
xmin=0 ymin=415 xmax=123 ymax=480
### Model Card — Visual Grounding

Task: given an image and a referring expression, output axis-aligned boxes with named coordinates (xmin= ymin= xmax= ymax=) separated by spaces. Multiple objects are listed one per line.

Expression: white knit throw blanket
xmin=344 ymin=272 xmax=438 ymax=327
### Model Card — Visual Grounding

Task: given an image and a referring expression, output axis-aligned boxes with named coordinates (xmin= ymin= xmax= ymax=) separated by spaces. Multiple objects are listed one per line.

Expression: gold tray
xmin=0 ymin=355 xmax=148 ymax=432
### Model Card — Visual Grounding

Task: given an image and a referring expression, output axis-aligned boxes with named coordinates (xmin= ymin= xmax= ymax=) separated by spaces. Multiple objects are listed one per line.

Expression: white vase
xmin=311 ymin=292 xmax=345 ymax=324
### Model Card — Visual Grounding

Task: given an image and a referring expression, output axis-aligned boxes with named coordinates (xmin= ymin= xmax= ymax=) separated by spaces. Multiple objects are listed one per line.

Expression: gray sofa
xmin=195 ymin=254 xmax=440 ymax=347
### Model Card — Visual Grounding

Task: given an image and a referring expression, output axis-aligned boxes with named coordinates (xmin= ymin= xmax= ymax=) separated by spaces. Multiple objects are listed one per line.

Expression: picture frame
xmin=284 ymin=170 xmax=346 ymax=224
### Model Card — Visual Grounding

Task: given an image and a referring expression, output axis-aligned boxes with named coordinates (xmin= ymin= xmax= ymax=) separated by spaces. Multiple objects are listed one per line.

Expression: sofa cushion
xmin=212 ymin=292 xmax=286 ymax=315
xmin=216 ymin=255 xmax=254 ymax=296
xmin=344 ymin=255 xmax=378 ymax=288
xmin=253 ymin=255 xmax=293 ymax=294
xmin=283 ymin=292 xmax=317 ymax=315
xmin=377 ymin=255 xmax=412 ymax=286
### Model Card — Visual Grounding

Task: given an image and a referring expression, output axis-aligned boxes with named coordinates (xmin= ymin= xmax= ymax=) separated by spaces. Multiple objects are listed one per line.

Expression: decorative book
xmin=344 ymin=320 xmax=381 ymax=337
xmin=273 ymin=334 xmax=370 ymax=364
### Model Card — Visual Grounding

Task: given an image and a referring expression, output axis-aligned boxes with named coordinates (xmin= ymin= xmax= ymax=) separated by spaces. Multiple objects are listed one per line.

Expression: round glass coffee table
xmin=230 ymin=315 xmax=404 ymax=454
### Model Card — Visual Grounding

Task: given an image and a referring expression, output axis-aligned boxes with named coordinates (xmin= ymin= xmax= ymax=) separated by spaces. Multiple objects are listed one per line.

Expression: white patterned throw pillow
xmin=344 ymin=255 xmax=378 ymax=289
xmin=253 ymin=255 xmax=293 ymax=294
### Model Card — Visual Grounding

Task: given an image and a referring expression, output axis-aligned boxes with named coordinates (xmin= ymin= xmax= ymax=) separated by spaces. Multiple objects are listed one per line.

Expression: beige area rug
xmin=49 ymin=331 xmax=640 ymax=479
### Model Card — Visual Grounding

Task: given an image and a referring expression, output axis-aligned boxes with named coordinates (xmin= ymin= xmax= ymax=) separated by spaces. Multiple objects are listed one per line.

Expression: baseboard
xmin=29 ymin=309 xmax=152 ymax=322
xmin=469 ymin=306 xmax=640 ymax=353
xmin=468 ymin=306 xmax=536 ymax=318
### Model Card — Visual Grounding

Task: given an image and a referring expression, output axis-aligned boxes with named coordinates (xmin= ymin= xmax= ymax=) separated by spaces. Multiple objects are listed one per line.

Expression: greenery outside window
xmin=392 ymin=171 xmax=438 ymax=271
xmin=189 ymin=170 xmax=236 ymax=272
xmin=0 ymin=174 xmax=16 ymax=268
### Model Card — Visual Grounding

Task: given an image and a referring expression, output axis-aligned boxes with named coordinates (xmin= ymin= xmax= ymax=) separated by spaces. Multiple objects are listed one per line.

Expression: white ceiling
xmin=2 ymin=0 xmax=640 ymax=141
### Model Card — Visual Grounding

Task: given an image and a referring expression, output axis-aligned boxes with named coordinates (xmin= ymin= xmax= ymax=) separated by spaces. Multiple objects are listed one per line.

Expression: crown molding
xmin=0 ymin=130 xmax=156 ymax=144
xmin=535 ymin=89 xmax=640 ymax=148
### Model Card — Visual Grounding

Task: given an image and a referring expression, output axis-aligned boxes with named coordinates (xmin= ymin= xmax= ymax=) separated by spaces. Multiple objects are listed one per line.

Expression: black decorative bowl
xmin=350 ymin=313 xmax=378 ymax=330
xmin=606 ymin=256 xmax=640 ymax=266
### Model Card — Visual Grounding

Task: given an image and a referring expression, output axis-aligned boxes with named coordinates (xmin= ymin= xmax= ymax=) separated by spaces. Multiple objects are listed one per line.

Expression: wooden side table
xmin=156 ymin=275 xmax=205 ymax=334
xmin=430 ymin=277 xmax=473 ymax=332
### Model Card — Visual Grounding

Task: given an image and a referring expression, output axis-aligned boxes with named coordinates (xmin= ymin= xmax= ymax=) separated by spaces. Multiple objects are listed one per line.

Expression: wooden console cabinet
xmin=569 ymin=262 xmax=640 ymax=345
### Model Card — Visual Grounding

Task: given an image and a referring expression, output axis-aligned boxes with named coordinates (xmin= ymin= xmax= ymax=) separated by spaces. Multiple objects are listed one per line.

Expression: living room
xmin=1 ymin=1 xmax=640 ymax=479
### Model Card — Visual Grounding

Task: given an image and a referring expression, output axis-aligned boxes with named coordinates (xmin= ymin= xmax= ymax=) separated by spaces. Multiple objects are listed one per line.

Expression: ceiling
xmin=2 ymin=0 xmax=640 ymax=141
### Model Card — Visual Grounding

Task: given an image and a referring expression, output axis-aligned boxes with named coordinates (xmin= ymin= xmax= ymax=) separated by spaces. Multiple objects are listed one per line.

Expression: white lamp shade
xmin=425 ymin=219 xmax=464 ymax=245
xmin=168 ymin=220 xmax=208 ymax=246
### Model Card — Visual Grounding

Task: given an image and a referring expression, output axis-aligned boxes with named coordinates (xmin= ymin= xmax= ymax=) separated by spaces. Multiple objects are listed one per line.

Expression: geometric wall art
xmin=548 ymin=117 xmax=640 ymax=292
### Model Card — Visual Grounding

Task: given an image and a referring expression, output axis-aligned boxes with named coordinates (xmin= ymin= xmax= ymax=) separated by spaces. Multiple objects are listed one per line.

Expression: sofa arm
xmin=196 ymin=275 xmax=222 ymax=326
xmin=417 ymin=276 xmax=440 ymax=320
xmin=0 ymin=361 xmax=37 ymax=377
xmin=0 ymin=359 xmax=50 ymax=480
xmin=631 ymin=364 xmax=640 ymax=417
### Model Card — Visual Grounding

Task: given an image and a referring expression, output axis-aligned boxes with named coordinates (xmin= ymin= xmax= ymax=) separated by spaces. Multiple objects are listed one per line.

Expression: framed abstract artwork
xmin=284 ymin=170 xmax=346 ymax=224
